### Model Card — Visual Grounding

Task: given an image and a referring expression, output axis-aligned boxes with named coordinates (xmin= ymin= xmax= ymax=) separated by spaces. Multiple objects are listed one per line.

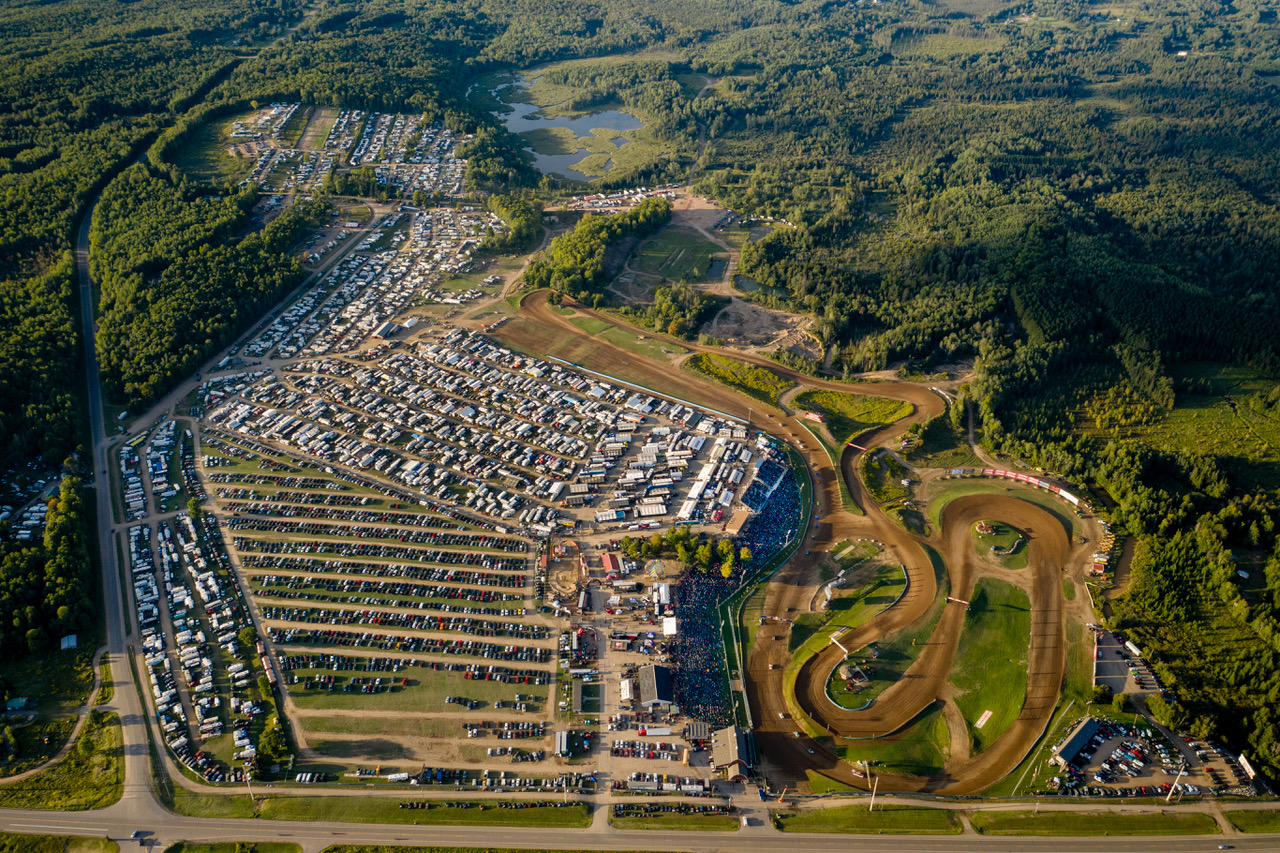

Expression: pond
xmin=482 ymin=74 xmax=644 ymax=182
xmin=734 ymin=275 xmax=787 ymax=297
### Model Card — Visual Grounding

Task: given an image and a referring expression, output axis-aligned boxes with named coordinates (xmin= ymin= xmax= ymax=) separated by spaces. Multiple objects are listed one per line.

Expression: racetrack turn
xmin=510 ymin=291 xmax=1080 ymax=794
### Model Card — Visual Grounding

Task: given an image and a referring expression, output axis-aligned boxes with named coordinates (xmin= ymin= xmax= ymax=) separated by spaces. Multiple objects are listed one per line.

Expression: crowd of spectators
xmin=669 ymin=467 xmax=802 ymax=729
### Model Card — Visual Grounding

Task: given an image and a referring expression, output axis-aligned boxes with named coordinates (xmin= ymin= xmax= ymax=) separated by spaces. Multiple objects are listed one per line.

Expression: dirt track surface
xmin=503 ymin=291 xmax=1071 ymax=795
xmin=788 ymin=495 xmax=1069 ymax=793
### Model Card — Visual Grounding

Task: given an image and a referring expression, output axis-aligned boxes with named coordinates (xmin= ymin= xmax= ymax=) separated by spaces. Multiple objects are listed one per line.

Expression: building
xmin=638 ymin=664 xmax=674 ymax=711
xmin=1052 ymin=717 xmax=1100 ymax=768
xmin=711 ymin=725 xmax=751 ymax=781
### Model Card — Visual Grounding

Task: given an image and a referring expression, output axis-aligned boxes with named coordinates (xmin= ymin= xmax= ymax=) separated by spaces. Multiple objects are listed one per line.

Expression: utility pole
xmin=868 ymin=773 xmax=879 ymax=811
xmin=244 ymin=763 xmax=257 ymax=812
xmin=1166 ymin=763 xmax=1187 ymax=803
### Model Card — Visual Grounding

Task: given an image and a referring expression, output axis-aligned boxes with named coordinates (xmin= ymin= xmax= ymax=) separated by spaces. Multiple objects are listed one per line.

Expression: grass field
xmin=908 ymin=416 xmax=983 ymax=469
xmin=776 ymin=804 xmax=962 ymax=834
xmin=947 ymin=579 xmax=1031 ymax=753
xmin=0 ymin=644 xmax=98 ymax=775
xmin=1224 ymin=809 xmax=1280 ymax=832
xmin=596 ymin=322 xmax=688 ymax=360
xmin=836 ymin=701 xmax=950 ymax=776
xmin=608 ymin=814 xmax=739 ymax=831
xmin=0 ymin=836 xmax=118 ymax=853
xmin=0 ymin=711 xmax=122 ymax=810
xmin=632 ymin=229 xmax=720 ymax=282
xmin=683 ymin=353 xmax=792 ymax=407
xmin=170 ymin=114 xmax=255 ymax=184
xmin=973 ymin=521 xmax=1028 ymax=570
xmin=861 ymin=452 xmax=911 ymax=505
xmin=1134 ymin=362 xmax=1280 ymax=490
xmin=926 ymin=478 xmax=1082 ymax=539
xmin=792 ymin=563 xmax=905 ymax=656
xmin=568 ymin=315 xmax=612 ymax=335
xmin=970 ymin=810 xmax=1219 ymax=836
xmin=793 ymin=390 xmax=913 ymax=444
xmin=496 ymin=301 xmax=702 ymax=395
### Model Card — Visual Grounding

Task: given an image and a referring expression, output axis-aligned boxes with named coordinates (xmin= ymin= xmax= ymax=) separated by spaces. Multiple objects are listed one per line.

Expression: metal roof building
xmin=638 ymin=664 xmax=674 ymax=710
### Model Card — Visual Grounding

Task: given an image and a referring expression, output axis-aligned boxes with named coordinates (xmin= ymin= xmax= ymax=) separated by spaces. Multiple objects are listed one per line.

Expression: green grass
xmin=297 ymin=716 xmax=464 ymax=738
xmin=1224 ymin=809 xmax=1280 ymax=833
xmin=609 ymin=814 xmax=739 ymax=831
xmin=164 ymin=844 xmax=300 ymax=853
xmin=1133 ymin=362 xmax=1280 ymax=491
xmin=0 ymin=643 xmax=98 ymax=775
xmin=0 ymin=836 xmax=118 ymax=853
xmin=836 ymin=701 xmax=950 ymax=776
xmin=95 ymin=657 xmax=114 ymax=705
xmin=170 ymin=114 xmax=255 ymax=184
xmin=775 ymin=804 xmax=962 ymax=834
xmin=787 ymin=555 xmax=946 ymax=734
xmin=803 ymin=770 xmax=859 ymax=794
xmin=632 ymin=229 xmax=720 ymax=282
xmin=973 ymin=521 xmax=1028 ymax=570
xmin=793 ymin=390 xmax=913 ymax=445
xmin=0 ymin=711 xmax=122 ymax=810
xmin=926 ymin=477 xmax=1082 ymax=539
xmin=861 ymin=452 xmax=910 ymax=505
xmin=970 ymin=810 xmax=1219 ymax=836
xmin=568 ymin=315 xmax=612 ymax=335
xmin=908 ymin=416 xmax=982 ymax=469
xmin=683 ymin=352 xmax=792 ymax=407
xmin=790 ymin=564 xmax=905 ymax=662
xmin=948 ymin=579 xmax=1032 ymax=752
xmin=596 ymin=324 xmax=687 ymax=359
xmin=1063 ymin=577 xmax=1077 ymax=601
xmin=169 ymin=789 xmax=592 ymax=826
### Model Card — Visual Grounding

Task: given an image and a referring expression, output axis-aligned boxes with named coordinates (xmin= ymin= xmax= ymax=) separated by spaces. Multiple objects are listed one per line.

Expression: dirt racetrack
xmin=500 ymin=290 xmax=1073 ymax=795
xmin=789 ymin=494 xmax=1068 ymax=793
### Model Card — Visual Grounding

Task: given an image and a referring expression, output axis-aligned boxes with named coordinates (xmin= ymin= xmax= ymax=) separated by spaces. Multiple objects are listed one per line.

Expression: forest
xmin=91 ymin=167 xmax=327 ymax=403
xmin=0 ymin=478 xmax=94 ymax=655
xmin=522 ymin=197 xmax=670 ymax=301
xmin=3 ymin=0 xmax=1280 ymax=780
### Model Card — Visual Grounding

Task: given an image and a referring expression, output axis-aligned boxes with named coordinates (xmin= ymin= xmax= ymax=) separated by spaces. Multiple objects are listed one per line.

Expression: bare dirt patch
xmin=702 ymin=297 xmax=820 ymax=358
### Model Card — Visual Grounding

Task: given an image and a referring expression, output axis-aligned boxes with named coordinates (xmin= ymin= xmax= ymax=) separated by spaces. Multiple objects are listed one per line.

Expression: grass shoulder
xmin=970 ymin=810 xmax=1219 ymax=836
xmin=0 ymin=835 xmax=118 ymax=853
xmin=0 ymin=710 xmax=122 ymax=810
xmin=775 ymin=803 xmax=961 ymax=834
xmin=1223 ymin=809 xmax=1280 ymax=833
xmin=947 ymin=579 xmax=1032 ymax=753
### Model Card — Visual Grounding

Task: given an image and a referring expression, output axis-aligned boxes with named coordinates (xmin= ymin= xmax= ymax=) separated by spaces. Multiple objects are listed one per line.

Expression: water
xmin=486 ymin=76 xmax=644 ymax=181
xmin=734 ymin=275 xmax=787 ymax=297
xmin=706 ymin=258 xmax=726 ymax=280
